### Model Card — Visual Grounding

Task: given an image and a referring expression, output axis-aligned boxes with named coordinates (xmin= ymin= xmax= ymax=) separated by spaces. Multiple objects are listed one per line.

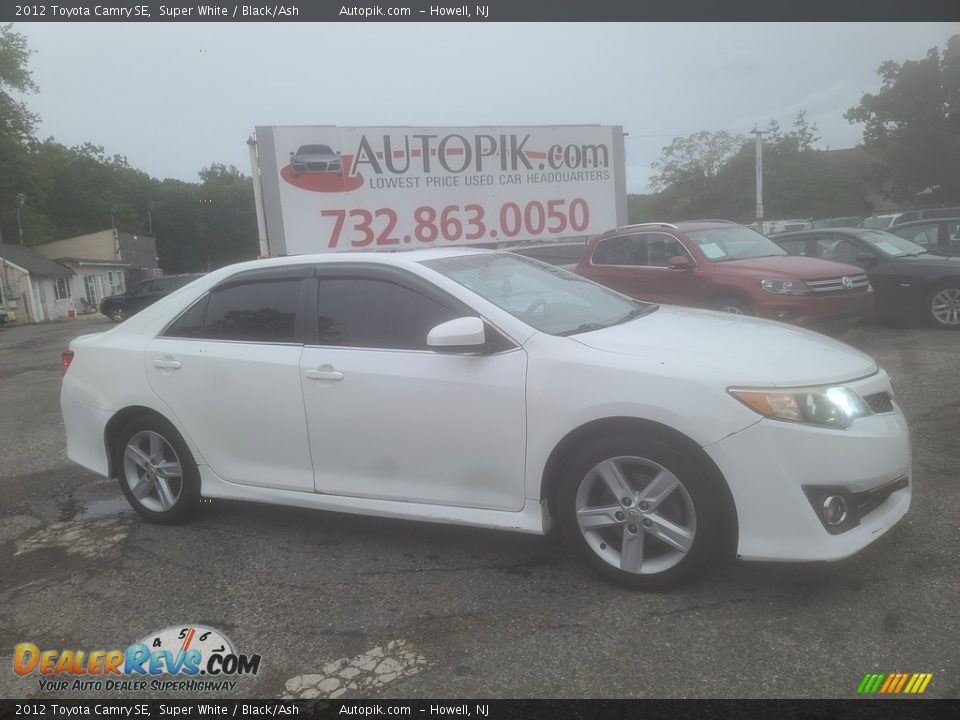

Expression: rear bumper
xmin=61 ymin=385 xmax=111 ymax=477
xmin=703 ymin=372 xmax=911 ymax=562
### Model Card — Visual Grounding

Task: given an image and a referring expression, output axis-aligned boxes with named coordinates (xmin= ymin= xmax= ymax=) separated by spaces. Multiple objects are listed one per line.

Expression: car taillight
xmin=61 ymin=350 xmax=74 ymax=375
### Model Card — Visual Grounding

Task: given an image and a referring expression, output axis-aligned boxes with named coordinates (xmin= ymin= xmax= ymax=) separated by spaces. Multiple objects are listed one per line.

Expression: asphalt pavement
xmin=0 ymin=314 xmax=957 ymax=699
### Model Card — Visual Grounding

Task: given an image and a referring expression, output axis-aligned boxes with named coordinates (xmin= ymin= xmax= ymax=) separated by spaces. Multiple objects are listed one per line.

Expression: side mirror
xmin=668 ymin=255 xmax=692 ymax=270
xmin=856 ymin=254 xmax=877 ymax=265
xmin=427 ymin=316 xmax=486 ymax=352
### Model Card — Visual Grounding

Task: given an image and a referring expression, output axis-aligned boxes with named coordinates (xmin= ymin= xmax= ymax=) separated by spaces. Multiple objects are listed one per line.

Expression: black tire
xmin=555 ymin=434 xmax=729 ymax=590
xmin=109 ymin=306 xmax=126 ymax=323
xmin=114 ymin=414 xmax=201 ymax=524
xmin=927 ymin=283 xmax=960 ymax=329
xmin=709 ymin=295 xmax=754 ymax=315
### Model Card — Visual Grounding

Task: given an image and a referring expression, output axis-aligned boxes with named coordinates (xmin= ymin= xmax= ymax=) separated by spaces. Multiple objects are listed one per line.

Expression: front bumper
xmin=703 ymin=372 xmax=911 ymax=562
xmin=758 ymin=289 xmax=874 ymax=331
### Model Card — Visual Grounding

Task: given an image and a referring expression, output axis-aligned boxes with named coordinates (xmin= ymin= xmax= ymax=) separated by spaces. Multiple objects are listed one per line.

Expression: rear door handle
xmin=153 ymin=357 xmax=182 ymax=370
xmin=305 ymin=367 xmax=344 ymax=381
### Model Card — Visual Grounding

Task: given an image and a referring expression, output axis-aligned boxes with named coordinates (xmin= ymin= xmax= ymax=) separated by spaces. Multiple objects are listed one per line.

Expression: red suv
xmin=574 ymin=220 xmax=873 ymax=335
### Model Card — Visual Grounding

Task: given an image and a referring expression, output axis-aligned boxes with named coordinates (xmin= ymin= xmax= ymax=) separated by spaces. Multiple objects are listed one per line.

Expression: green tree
xmin=845 ymin=41 xmax=960 ymax=205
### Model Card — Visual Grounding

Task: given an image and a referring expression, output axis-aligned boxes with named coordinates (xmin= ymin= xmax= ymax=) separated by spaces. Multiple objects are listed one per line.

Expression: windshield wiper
xmin=557 ymin=322 xmax=611 ymax=336
xmin=557 ymin=305 xmax=659 ymax=336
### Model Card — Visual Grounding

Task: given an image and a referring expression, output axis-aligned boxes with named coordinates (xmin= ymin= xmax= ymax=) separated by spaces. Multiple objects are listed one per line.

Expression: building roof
xmin=0 ymin=245 xmax=74 ymax=278
xmin=55 ymin=257 xmax=130 ymax=267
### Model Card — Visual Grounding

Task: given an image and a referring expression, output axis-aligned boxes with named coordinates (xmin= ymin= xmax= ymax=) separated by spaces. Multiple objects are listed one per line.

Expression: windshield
xmin=855 ymin=230 xmax=927 ymax=257
xmin=298 ymin=145 xmax=333 ymax=154
xmin=423 ymin=253 xmax=655 ymax=335
xmin=685 ymin=226 xmax=788 ymax=262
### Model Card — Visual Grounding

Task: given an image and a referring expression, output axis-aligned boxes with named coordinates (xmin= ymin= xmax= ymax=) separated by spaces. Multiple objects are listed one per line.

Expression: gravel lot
xmin=0 ymin=314 xmax=957 ymax=699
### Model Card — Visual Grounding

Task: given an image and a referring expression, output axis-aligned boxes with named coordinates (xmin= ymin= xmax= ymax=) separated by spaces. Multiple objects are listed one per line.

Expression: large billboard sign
xmin=251 ymin=125 xmax=627 ymax=256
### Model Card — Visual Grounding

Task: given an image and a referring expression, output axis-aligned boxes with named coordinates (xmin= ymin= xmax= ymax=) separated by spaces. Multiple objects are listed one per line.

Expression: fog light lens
xmin=821 ymin=495 xmax=849 ymax=526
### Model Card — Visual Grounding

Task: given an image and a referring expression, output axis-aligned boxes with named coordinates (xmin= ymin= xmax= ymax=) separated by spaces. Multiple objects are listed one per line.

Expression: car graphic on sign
xmin=290 ymin=144 xmax=343 ymax=177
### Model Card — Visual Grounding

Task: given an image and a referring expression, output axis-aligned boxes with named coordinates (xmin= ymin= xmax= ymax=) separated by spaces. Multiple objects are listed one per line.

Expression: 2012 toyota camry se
xmin=60 ymin=249 xmax=911 ymax=589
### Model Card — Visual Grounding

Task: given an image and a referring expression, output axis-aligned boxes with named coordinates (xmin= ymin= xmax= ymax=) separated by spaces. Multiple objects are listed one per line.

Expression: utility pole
xmin=15 ymin=193 xmax=26 ymax=246
xmin=0 ymin=224 xmax=10 ymax=309
xmin=753 ymin=129 xmax=765 ymax=234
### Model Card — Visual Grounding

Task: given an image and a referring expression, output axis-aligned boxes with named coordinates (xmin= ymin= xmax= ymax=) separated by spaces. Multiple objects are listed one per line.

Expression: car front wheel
xmin=556 ymin=434 xmax=726 ymax=590
xmin=115 ymin=415 xmax=200 ymax=524
xmin=710 ymin=296 xmax=753 ymax=315
xmin=929 ymin=285 xmax=960 ymax=328
xmin=109 ymin=306 xmax=127 ymax=322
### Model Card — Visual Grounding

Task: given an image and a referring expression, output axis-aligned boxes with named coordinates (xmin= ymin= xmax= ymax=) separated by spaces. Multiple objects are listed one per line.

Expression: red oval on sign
xmin=280 ymin=156 xmax=364 ymax=192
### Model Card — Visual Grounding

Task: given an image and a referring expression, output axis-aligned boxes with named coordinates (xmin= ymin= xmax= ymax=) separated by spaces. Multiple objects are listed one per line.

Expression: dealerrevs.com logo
xmin=13 ymin=625 xmax=261 ymax=693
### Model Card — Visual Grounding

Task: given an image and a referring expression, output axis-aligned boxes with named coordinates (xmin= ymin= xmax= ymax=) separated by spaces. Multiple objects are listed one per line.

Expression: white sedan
xmin=60 ymin=249 xmax=911 ymax=589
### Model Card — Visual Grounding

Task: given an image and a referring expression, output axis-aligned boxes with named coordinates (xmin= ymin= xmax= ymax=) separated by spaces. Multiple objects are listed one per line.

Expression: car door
xmin=636 ymin=232 xmax=701 ymax=306
xmin=583 ymin=234 xmax=657 ymax=301
xmin=299 ymin=266 xmax=528 ymax=511
xmin=144 ymin=266 xmax=316 ymax=492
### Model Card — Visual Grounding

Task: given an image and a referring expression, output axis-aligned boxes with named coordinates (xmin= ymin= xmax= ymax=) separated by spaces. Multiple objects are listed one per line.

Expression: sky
xmin=14 ymin=22 xmax=960 ymax=194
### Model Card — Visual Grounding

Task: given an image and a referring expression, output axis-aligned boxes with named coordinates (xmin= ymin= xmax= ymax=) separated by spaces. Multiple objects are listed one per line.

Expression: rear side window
xmin=203 ymin=279 xmax=302 ymax=343
xmin=164 ymin=296 xmax=208 ymax=339
xmin=592 ymin=235 xmax=643 ymax=265
xmin=642 ymin=233 xmax=687 ymax=267
xmin=315 ymin=278 xmax=458 ymax=350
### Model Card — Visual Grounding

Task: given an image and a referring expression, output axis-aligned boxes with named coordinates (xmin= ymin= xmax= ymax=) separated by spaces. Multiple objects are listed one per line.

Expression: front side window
xmin=424 ymin=253 xmax=653 ymax=336
xmin=642 ymin=233 xmax=688 ymax=267
xmin=686 ymin=226 xmax=788 ymax=262
xmin=132 ymin=280 xmax=154 ymax=295
xmin=203 ymin=279 xmax=301 ymax=343
xmin=314 ymin=277 xmax=458 ymax=350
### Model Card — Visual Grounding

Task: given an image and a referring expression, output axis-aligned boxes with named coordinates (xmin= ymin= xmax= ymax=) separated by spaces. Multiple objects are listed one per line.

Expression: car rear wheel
xmin=110 ymin=306 xmax=126 ymax=323
xmin=929 ymin=285 xmax=960 ymax=328
xmin=115 ymin=415 xmax=200 ymax=524
xmin=710 ymin=296 xmax=753 ymax=315
xmin=556 ymin=434 xmax=725 ymax=590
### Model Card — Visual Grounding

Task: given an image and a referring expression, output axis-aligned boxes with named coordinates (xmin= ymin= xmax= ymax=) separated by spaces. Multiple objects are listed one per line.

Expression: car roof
xmin=222 ymin=247 xmax=494 ymax=274
xmin=891 ymin=218 xmax=960 ymax=227
xmin=598 ymin=220 xmax=738 ymax=237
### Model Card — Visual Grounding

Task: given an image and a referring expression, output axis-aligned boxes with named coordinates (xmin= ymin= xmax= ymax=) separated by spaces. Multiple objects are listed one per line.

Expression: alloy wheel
xmin=574 ymin=456 xmax=697 ymax=575
xmin=111 ymin=308 xmax=126 ymax=322
xmin=931 ymin=288 xmax=960 ymax=326
xmin=123 ymin=430 xmax=183 ymax=513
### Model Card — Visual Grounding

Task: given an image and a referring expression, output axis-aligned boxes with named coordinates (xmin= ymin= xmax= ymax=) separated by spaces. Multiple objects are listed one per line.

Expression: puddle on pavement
xmin=75 ymin=496 xmax=132 ymax=520
xmin=59 ymin=480 xmax=133 ymax=521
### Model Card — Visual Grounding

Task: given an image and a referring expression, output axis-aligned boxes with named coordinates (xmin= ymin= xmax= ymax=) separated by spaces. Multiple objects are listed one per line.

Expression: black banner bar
xmin=2 ymin=700 xmax=960 ymax=719
xmin=0 ymin=0 xmax=958 ymax=22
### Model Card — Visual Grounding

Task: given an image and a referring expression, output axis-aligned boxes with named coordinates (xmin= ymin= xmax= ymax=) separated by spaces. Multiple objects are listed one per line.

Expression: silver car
xmin=290 ymin=144 xmax=342 ymax=177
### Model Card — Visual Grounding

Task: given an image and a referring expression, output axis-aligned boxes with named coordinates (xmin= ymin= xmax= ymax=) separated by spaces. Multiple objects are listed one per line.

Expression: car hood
xmin=715 ymin=255 xmax=863 ymax=279
xmin=571 ymin=305 xmax=877 ymax=387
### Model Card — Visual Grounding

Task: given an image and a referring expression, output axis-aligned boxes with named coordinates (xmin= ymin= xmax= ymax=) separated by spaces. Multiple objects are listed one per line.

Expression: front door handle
xmin=153 ymin=357 xmax=182 ymax=370
xmin=305 ymin=366 xmax=344 ymax=381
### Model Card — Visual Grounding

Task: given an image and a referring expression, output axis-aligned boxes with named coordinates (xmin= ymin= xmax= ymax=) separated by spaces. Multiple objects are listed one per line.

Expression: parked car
xmin=61 ymin=249 xmax=911 ymax=590
xmin=100 ymin=274 xmax=204 ymax=323
xmin=772 ymin=228 xmax=960 ymax=328
xmin=888 ymin=218 xmax=960 ymax=256
xmin=573 ymin=220 xmax=873 ymax=336
xmin=289 ymin=144 xmax=343 ymax=177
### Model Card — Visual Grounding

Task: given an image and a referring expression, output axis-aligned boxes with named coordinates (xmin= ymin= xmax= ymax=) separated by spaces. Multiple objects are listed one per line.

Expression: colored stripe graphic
xmin=857 ymin=672 xmax=932 ymax=694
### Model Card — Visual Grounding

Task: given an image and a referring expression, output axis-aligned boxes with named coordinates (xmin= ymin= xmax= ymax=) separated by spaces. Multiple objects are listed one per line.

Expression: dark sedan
xmin=889 ymin=218 xmax=960 ymax=256
xmin=772 ymin=228 xmax=960 ymax=329
xmin=100 ymin=274 xmax=204 ymax=322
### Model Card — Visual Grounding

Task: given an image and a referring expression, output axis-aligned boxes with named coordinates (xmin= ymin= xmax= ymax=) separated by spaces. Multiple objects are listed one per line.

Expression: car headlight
xmin=728 ymin=385 xmax=872 ymax=429
xmin=757 ymin=278 xmax=810 ymax=294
